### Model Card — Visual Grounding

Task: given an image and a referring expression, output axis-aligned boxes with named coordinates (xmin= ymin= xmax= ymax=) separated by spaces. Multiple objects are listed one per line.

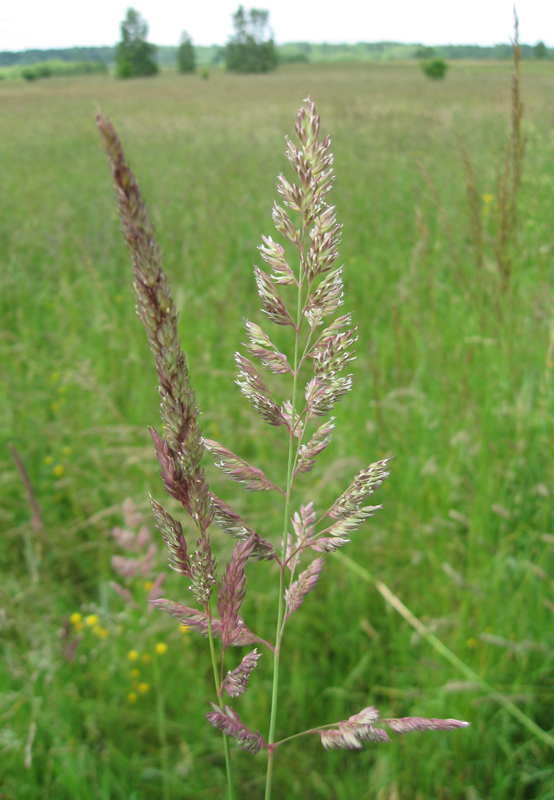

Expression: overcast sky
xmin=0 ymin=0 xmax=552 ymax=52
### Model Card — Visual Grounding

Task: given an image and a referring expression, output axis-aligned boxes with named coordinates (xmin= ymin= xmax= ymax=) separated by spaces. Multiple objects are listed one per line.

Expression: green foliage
xmin=225 ymin=5 xmax=278 ymax=73
xmin=534 ymin=40 xmax=548 ymax=60
xmin=115 ymin=8 xmax=158 ymax=79
xmin=177 ymin=32 xmax=195 ymax=73
xmin=18 ymin=60 xmax=108 ymax=81
xmin=414 ymin=45 xmax=435 ymax=59
xmin=421 ymin=57 xmax=449 ymax=79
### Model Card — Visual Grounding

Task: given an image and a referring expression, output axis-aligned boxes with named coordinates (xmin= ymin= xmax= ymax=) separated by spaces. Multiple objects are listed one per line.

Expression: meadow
xmin=1 ymin=59 xmax=554 ymax=799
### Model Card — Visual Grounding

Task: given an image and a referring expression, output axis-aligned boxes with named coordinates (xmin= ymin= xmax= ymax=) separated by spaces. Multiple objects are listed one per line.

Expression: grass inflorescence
xmin=1 ymin=57 xmax=554 ymax=798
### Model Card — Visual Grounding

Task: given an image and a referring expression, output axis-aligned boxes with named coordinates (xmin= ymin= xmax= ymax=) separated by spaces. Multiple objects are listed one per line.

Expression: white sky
xmin=0 ymin=0 xmax=552 ymax=52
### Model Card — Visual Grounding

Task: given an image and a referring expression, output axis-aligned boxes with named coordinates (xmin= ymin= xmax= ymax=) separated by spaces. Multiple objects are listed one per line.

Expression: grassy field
xmin=1 ymin=60 xmax=554 ymax=799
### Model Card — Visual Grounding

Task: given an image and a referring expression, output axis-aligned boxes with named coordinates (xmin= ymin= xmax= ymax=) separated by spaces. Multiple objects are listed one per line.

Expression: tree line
xmin=114 ymin=5 xmax=277 ymax=77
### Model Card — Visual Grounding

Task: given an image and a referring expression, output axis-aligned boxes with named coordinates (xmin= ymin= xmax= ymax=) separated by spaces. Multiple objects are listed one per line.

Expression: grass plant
xmin=97 ymin=98 xmax=469 ymax=797
xmin=1 ymin=58 xmax=554 ymax=798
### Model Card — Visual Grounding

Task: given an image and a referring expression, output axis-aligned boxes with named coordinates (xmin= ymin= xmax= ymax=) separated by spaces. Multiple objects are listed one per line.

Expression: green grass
xmin=1 ymin=61 xmax=554 ymax=799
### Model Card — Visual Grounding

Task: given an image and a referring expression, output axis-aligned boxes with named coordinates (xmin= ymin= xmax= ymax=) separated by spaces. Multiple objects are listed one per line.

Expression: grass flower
xmin=98 ymin=97 xmax=469 ymax=800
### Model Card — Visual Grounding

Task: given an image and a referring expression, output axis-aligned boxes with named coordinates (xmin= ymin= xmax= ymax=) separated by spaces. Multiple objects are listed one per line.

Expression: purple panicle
xmin=285 ymin=558 xmax=325 ymax=619
xmin=206 ymin=703 xmax=266 ymax=753
xmin=223 ymin=649 xmax=261 ymax=697
xmin=314 ymin=705 xmax=469 ymax=751
xmin=217 ymin=536 xmax=257 ymax=648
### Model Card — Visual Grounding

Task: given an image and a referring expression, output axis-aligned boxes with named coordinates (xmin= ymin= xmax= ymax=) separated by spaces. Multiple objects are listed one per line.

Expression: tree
xmin=225 ymin=6 xmax=278 ymax=73
xmin=534 ymin=41 xmax=548 ymax=60
xmin=177 ymin=32 xmax=195 ymax=73
xmin=421 ymin=57 xmax=449 ymax=80
xmin=115 ymin=8 xmax=158 ymax=79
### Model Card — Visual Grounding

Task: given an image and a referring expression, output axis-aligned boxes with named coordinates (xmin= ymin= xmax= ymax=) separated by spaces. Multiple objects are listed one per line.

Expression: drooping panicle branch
xmin=207 ymin=704 xmax=266 ymax=754
xmin=313 ymin=706 xmax=470 ymax=751
xmin=97 ymin=114 xmax=212 ymax=533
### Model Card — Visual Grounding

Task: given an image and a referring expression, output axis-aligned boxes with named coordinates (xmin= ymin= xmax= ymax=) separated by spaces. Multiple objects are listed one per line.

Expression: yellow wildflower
xmin=144 ymin=580 xmax=153 ymax=592
xmin=138 ymin=682 xmax=150 ymax=694
xmin=482 ymin=193 xmax=494 ymax=204
xmin=128 ymin=650 xmax=140 ymax=662
xmin=85 ymin=614 xmax=99 ymax=627
xmin=142 ymin=653 xmax=151 ymax=665
xmin=127 ymin=692 xmax=138 ymax=704
xmin=180 ymin=623 xmax=190 ymax=635
xmin=93 ymin=625 xmax=108 ymax=639
xmin=62 ymin=446 xmax=72 ymax=456
xmin=130 ymin=668 xmax=140 ymax=679
xmin=155 ymin=642 xmax=168 ymax=655
xmin=467 ymin=637 xmax=478 ymax=649
xmin=53 ymin=465 xmax=64 ymax=477
xmin=44 ymin=456 xmax=54 ymax=466
xmin=70 ymin=612 xmax=82 ymax=625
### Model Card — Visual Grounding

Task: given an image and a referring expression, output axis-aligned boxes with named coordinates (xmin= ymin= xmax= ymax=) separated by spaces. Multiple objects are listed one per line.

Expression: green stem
xmin=265 ymin=238 xmax=306 ymax=800
xmin=207 ymin=614 xmax=235 ymax=800
xmin=153 ymin=651 xmax=170 ymax=800
xmin=334 ymin=551 xmax=554 ymax=752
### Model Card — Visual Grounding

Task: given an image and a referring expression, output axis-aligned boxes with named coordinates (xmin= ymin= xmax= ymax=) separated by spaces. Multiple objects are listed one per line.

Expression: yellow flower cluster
xmin=69 ymin=612 xmax=108 ymax=638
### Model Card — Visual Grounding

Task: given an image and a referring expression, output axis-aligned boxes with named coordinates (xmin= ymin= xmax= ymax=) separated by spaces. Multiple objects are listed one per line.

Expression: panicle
xmin=97 ymin=114 xmax=212 ymax=536
xmin=210 ymin=494 xmax=275 ymax=561
xmin=285 ymin=558 xmax=325 ymax=619
xmin=150 ymin=497 xmax=191 ymax=578
xmin=206 ymin=704 xmax=266 ymax=754
xmin=151 ymin=599 xmax=263 ymax=646
xmin=204 ymin=439 xmax=280 ymax=492
xmin=271 ymin=203 xmax=300 ymax=245
xmin=111 ymin=543 xmax=156 ymax=579
xmin=315 ymin=706 xmax=469 ymax=750
xmin=189 ymin=533 xmax=217 ymax=605
xmin=296 ymin=418 xmax=335 ymax=474
xmin=222 ymin=649 xmax=261 ymax=697
xmin=217 ymin=535 xmax=257 ymax=648
xmin=330 ymin=458 xmax=392 ymax=520
xmin=254 ymin=267 xmax=295 ymax=326
xmin=234 ymin=354 xmax=287 ymax=427
xmin=304 ymin=374 xmax=353 ymax=418
xmin=258 ymin=236 xmax=297 ymax=286
xmin=244 ymin=320 xmax=292 ymax=374
xmin=304 ymin=268 xmax=344 ymax=328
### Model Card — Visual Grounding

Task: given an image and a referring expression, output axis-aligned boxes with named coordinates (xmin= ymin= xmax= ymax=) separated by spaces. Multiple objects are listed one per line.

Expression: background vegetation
xmin=1 ymin=59 xmax=554 ymax=799
xmin=0 ymin=39 xmax=551 ymax=74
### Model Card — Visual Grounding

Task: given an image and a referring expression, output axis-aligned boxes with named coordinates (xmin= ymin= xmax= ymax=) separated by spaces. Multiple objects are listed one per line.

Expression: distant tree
xmin=115 ymin=8 xmax=158 ymax=79
xmin=534 ymin=40 xmax=548 ymax=60
xmin=414 ymin=45 xmax=435 ymax=59
xmin=421 ymin=57 xmax=448 ymax=80
xmin=225 ymin=6 xmax=278 ymax=73
xmin=177 ymin=32 xmax=195 ymax=73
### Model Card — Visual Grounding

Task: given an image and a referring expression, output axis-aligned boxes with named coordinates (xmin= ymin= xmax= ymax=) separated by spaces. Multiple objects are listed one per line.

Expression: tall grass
xmin=1 ymin=60 xmax=554 ymax=798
